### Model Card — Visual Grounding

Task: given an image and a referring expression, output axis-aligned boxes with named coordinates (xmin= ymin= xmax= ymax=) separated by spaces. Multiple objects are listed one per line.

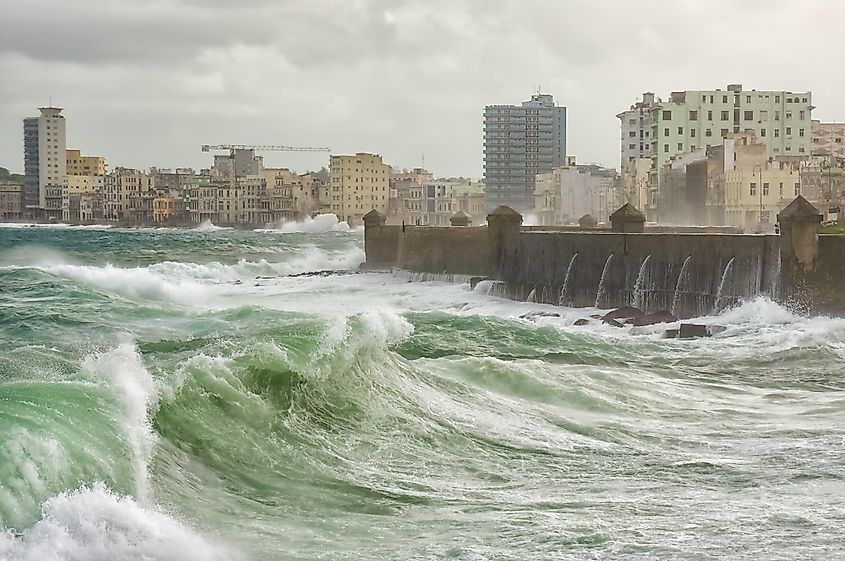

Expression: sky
xmin=1 ymin=0 xmax=843 ymax=177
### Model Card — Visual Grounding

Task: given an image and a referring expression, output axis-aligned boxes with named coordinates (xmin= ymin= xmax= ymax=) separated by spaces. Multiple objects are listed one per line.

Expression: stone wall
xmin=396 ymin=225 xmax=488 ymax=275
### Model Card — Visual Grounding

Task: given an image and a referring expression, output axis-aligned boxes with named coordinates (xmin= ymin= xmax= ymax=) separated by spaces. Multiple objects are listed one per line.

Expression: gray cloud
xmin=1 ymin=0 xmax=843 ymax=177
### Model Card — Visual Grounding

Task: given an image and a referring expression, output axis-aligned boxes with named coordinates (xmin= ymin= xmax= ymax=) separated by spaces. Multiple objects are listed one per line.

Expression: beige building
xmin=63 ymin=174 xmax=104 ymax=221
xmin=104 ymin=168 xmax=155 ymax=222
xmin=0 ymin=182 xmax=24 ymax=221
xmin=23 ymin=107 xmax=67 ymax=219
xmin=533 ymin=159 xmax=621 ymax=225
xmin=329 ymin=153 xmax=390 ymax=224
xmin=621 ymin=158 xmax=652 ymax=213
xmin=66 ymin=150 xmax=106 ymax=176
xmin=811 ymin=120 xmax=845 ymax=161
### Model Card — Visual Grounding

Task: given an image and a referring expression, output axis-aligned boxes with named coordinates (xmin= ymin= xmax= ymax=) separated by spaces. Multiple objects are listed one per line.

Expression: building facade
xmin=617 ymin=92 xmax=658 ymax=171
xmin=811 ymin=120 xmax=845 ymax=161
xmin=329 ymin=153 xmax=390 ymax=224
xmin=0 ymin=182 xmax=24 ymax=221
xmin=650 ymin=85 xmax=813 ymax=218
xmin=66 ymin=150 xmax=106 ymax=176
xmin=23 ymin=107 xmax=67 ymax=219
xmin=533 ymin=159 xmax=621 ymax=225
xmin=484 ymin=93 xmax=567 ymax=213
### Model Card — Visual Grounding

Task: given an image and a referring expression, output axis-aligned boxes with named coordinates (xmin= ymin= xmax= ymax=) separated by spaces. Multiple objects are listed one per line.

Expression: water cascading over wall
xmin=494 ymin=230 xmax=781 ymax=318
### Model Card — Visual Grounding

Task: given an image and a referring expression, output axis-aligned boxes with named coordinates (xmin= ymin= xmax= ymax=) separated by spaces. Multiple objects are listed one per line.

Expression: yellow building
xmin=329 ymin=153 xmax=390 ymax=224
xmin=66 ymin=149 xmax=106 ymax=176
xmin=723 ymin=133 xmax=800 ymax=232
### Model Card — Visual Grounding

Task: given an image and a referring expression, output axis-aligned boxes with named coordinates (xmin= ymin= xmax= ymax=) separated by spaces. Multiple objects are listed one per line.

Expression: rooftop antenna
xmin=421 ymin=152 xmax=425 ymax=170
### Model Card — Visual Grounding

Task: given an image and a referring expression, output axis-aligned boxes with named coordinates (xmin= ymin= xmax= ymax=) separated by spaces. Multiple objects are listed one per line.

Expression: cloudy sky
xmin=1 ymin=0 xmax=842 ymax=177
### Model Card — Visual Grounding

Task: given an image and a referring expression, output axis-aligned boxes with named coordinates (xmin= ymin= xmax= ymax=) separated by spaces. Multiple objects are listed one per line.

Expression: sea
xmin=0 ymin=217 xmax=843 ymax=560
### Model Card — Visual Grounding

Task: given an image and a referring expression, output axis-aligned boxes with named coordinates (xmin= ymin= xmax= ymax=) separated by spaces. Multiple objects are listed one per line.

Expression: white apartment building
xmin=617 ymin=92 xmax=659 ymax=171
xmin=23 ymin=107 xmax=67 ymax=219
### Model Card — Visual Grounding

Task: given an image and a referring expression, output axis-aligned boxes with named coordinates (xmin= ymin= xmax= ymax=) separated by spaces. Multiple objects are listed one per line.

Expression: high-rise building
xmin=328 ymin=153 xmax=390 ymax=224
xmin=483 ymin=93 xmax=567 ymax=213
xmin=23 ymin=107 xmax=67 ymax=219
xmin=617 ymin=92 xmax=658 ymax=170
xmin=649 ymin=85 xmax=813 ymax=217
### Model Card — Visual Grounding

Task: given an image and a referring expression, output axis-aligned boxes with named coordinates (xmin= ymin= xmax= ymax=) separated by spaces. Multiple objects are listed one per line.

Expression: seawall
xmin=362 ymin=198 xmax=845 ymax=317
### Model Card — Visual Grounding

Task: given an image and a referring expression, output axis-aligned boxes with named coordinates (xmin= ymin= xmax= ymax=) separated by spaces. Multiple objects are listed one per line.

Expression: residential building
xmin=213 ymin=149 xmax=263 ymax=180
xmin=617 ymin=92 xmax=659 ymax=170
xmin=63 ymin=174 xmax=104 ymax=222
xmin=621 ymin=158 xmax=652 ymax=213
xmin=649 ymin=85 xmax=813 ymax=218
xmin=811 ymin=120 xmax=845 ymax=161
xmin=0 ymin=182 xmax=24 ymax=221
xmin=103 ymin=168 xmax=155 ymax=222
xmin=799 ymin=156 xmax=843 ymax=221
xmin=484 ymin=93 xmax=567 ymax=212
xmin=533 ymin=158 xmax=621 ymax=225
xmin=23 ymin=107 xmax=67 ymax=219
xmin=187 ymin=178 xmax=216 ymax=225
xmin=66 ymin=150 xmax=106 ymax=176
xmin=329 ymin=153 xmax=390 ymax=224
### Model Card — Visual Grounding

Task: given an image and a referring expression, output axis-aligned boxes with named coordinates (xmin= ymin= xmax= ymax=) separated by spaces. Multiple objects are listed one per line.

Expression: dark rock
xmin=602 ymin=318 xmax=626 ymax=328
xmin=603 ymin=307 xmax=645 ymax=322
xmin=663 ymin=329 xmax=680 ymax=339
xmin=708 ymin=325 xmax=727 ymax=336
xmin=590 ymin=314 xmax=603 ymax=320
xmin=631 ymin=310 xmax=678 ymax=326
xmin=470 ymin=276 xmax=489 ymax=290
xmin=573 ymin=318 xmax=590 ymax=326
xmin=287 ymin=270 xmax=355 ymax=278
xmin=520 ymin=311 xmax=561 ymax=320
xmin=679 ymin=323 xmax=709 ymax=338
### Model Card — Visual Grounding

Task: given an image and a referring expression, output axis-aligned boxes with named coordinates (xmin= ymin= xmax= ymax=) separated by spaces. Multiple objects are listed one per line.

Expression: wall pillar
xmin=777 ymin=195 xmax=822 ymax=303
xmin=610 ymin=203 xmax=646 ymax=233
xmin=362 ymin=209 xmax=399 ymax=270
xmin=487 ymin=206 xmax=522 ymax=280
xmin=450 ymin=210 xmax=472 ymax=227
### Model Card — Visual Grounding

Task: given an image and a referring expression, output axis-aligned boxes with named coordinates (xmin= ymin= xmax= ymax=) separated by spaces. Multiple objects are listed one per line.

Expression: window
xmin=691 ymin=129 xmax=696 ymax=138
xmin=664 ymin=128 xmax=670 ymax=137
xmin=746 ymin=95 xmax=752 ymax=103
xmin=774 ymin=129 xmax=780 ymax=138
xmin=689 ymin=110 xmax=698 ymax=120
xmin=629 ymin=119 xmax=636 ymax=126
xmin=678 ymin=126 xmax=684 ymax=135
xmin=760 ymin=110 xmax=768 ymax=121
xmin=763 ymin=182 xmax=769 ymax=196
xmin=677 ymin=143 xmax=683 ymax=151
xmin=786 ymin=112 xmax=792 ymax=120
xmin=794 ymin=182 xmax=800 ymax=195
xmin=721 ymin=110 xmax=730 ymax=120
xmin=761 ymin=128 xmax=766 ymax=137
xmin=744 ymin=110 xmax=754 ymax=120
xmin=629 ymin=144 xmax=636 ymax=149
xmin=702 ymin=95 xmax=707 ymax=102
xmin=750 ymin=182 xmax=757 ymax=196
xmin=721 ymin=128 xmax=729 ymax=137
xmin=803 ymin=97 xmax=808 ymax=103
xmin=664 ymin=144 xmax=669 ymax=153
xmin=799 ymin=128 xmax=805 ymax=137
xmin=779 ymin=182 xmax=784 ymax=198
xmin=630 ymin=131 xmax=637 ymax=137
xmin=800 ymin=110 xmax=805 ymax=120
xmin=710 ymin=95 xmax=714 ymax=103
xmin=775 ymin=111 xmax=780 ymax=121
xmin=705 ymin=129 xmax=712 ymax=137
xmin=786 ymin=127 xmax=792 ymax=135
xmin=707 ymin=110 xmax=713 ymax=120
xmin=799 ymin=147 xmax=805 ymax=153
xmin=723 ymin=95 xmax=728 ymax=103
xmin=662 ymin=110 xmax=672 ymax=120
xmin=691 ymin=146 xmax=697 ymax=151
xmin=775 ymin=95 xmax=780 ymax=103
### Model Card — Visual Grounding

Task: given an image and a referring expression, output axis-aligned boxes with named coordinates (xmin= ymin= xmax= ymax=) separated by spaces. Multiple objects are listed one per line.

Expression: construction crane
xmin=201 ymin=144 xmax=331 ymax=154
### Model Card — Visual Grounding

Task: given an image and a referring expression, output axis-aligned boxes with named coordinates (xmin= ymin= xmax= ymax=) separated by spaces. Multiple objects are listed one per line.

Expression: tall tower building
xmin=617 ymin=92 xmax=658 ymax=171
xmin=23 ymin=107 xmax=67 ymax=219
xmin=483 ymin=93 xmax=567 ymax=213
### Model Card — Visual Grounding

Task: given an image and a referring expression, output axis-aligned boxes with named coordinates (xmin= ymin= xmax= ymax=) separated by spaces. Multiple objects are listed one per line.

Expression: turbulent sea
xmin=1 ymin=219 xmax=844 ymax=561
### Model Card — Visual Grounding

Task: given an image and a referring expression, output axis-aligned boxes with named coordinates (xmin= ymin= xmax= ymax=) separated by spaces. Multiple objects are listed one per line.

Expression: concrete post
xmin=450 ymin=210 xmax=472 ymax=227
xmin=362 ymin=209 xmax=398 ymax=270
xmin=777 ymin=196 xmax=822 ymax=271
xmin=487 ymin=206 xmax=522 ymax=280
xmin=609 ymin=203 xmax=646 ymax=233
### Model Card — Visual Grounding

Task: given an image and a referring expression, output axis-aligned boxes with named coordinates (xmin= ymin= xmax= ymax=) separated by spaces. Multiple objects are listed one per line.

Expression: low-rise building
xmin=0 ymin=182 xmax=24 ymax=221
xmin=329 ymin=153 xmax=390 ymax=224
xmin=811 ymin=120 xmax=845 ymax=161
xmin=533 ymin=159 xmax=621 ymax=225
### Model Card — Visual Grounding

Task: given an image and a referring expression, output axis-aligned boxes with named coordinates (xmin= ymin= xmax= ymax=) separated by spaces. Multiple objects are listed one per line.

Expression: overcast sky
xmin=1 ymin=0 xmax=843 ymax=177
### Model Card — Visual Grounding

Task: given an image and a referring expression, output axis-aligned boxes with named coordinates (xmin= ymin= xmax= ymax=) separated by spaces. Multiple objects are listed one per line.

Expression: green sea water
xmin=0 ymin=220 xmax=844 ymax=560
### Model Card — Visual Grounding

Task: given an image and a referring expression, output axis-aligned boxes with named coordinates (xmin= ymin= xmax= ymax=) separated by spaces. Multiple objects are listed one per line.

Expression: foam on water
xmin=194 ymin=220 xmax=231 ymax=232
xmin=261 ymin=214 xmax=352 ymax=233
xmin=0 ymin=484 xmax=230 ymax=561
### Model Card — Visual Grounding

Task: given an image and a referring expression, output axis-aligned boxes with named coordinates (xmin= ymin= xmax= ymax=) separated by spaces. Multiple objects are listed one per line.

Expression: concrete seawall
xmin=362 ymin=197 xmax=845 ymax=317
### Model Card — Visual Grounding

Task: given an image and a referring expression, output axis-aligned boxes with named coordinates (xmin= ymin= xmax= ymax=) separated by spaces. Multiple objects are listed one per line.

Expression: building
xmin=213 ymin=149 xmax=263 ymax=180
xmin=811 ymin=120 xmax=845 ymax=161
xmin=0 ymin=182 xmax=24 ymax=221
xmin=621 ymin=158 xmax=652 ymax=213
xmin=66 ymin=149 xmax=106 ymax=176
xmin=63 ymin=174 xmax=104 ymax=222
xmin=329 ymin=153 xmax=390 ymax=224
xmin=103 ymin=168 xmax=155 ymax=222
xmin=649 ymin=85 xmax=813 ymax=218
xmin=617 ymin=92 xmax=659 ymax=170
xmin=533 ymin=158 xmax=621 ymax=225
xmin=484 ymin=93 xmax=567 ymax=213
xmin=23 ymin=107 xmax=67 ymax=219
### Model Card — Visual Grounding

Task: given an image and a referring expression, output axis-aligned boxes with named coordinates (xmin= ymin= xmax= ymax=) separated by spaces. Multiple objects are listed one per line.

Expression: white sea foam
xmin=0 ymin=223 xmax=114 ymax=230
xmin=260 ymin=214 xmax=353 ymax=234
xmin=194 ymin=220 xmax=231 ymax=232
xmin=82 ymin=343 xmax=158 ymax=502
xmin=0 ymin=484 xmax=232 ymax=561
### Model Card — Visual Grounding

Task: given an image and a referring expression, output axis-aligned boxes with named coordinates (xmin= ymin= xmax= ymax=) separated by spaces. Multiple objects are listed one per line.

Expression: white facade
xmin=617 ymin=93 xmax=658 ymax=171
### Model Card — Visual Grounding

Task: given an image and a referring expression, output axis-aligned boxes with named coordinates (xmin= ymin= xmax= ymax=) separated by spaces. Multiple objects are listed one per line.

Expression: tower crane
xmin=201 ymin=144 xmax=331 ymax=155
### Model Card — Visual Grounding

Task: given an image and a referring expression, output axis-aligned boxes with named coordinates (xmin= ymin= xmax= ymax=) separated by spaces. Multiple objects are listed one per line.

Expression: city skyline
xmin=2 ymin=0 xmax=845 ymax=177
